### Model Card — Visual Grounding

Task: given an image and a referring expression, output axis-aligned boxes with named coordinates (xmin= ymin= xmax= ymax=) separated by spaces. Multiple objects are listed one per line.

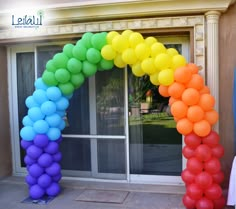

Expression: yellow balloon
xmin=150 ymin=72 xmax=160 ymax=85
xmin=112 ymin=35 xmax=129 ymax=53
xmin=106 ymin=31 xmax=119 ymax=45
xmin=151 ymin=42 xmax=166 ymax=57
xmin=166 ymin=48 xmax=179 ymax=57
xmin=114 ymin=53 xmax=126 ymax=68
xmin=129 ymin=32 xmax=144 ymax=48
xmin=122 ymin=48 xmax=137 ymax=65
xmin=122 ymin=29 xmax=133 ymax=39
xmin=154 ymin=53 xmax=172 ymax=70
xmin=101 ymin=45 xmax=116 ymax=60
xmin=158 ymin=69 xmax=174 ymax=86
xmin=145 ymin=37 xmax=157 ymax=46
xmin=135 ymin=43 xmax=151 ymax=60
xmin=132 ymin=62 xmax=145 ymax=77
xmin=141 ymin=58 xmax=157 ymax=75
xmin=172 ymin=54 xmax=187 ymax=70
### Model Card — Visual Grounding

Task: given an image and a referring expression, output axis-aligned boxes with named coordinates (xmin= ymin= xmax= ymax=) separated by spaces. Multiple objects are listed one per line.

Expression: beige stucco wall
xmin=0 ymin=46 xmax=12 ymax=178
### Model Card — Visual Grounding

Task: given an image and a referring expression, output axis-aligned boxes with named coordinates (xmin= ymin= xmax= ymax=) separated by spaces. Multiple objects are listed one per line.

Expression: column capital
xmin=205 ymin=11 xmax=221 ymax=23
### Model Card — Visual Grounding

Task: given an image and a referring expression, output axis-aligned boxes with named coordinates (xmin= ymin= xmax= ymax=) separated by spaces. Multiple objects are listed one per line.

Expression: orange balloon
xmin=182 ymin=88 xmax=200 ymax=106
xmin=168 ymin=82 xmax=185 ymax=99
xmin=198 ymin=94 xmax=215 ymax=111
xmin=187 ymin=105 xmax=205 ymax=123
xmin=176 ymin=118 xmax=193 ymax=135
xmin=185 ymin=74 xmax=204 ymax=90
xmin=159 ymin=85 xmax=169 ymax=97
xmin=204 ymin=109 xmax=219 ymax=125
xmin=170 ymin=100 xmax=188 ymax=119
xmin=169 ymin=97 xmax=179 ymax=106
xmin=193 ymin=120 xmax=211 ymax=137
xmin=187 ymin=63 xmax=199 ymax=74
xmin=199 ymin=86 xmax=210 ymax=94
xmin=174 ymin=66 xmax=192 ymax=84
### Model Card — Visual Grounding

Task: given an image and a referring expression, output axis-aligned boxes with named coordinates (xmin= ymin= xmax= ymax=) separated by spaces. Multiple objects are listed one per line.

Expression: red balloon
xmin=211 ymin=144 xmax=224 ymax=158
xmin=202 ymin=131 xmax=220 ymax=147
xmin=183 ymin=146 xmax=195 ymax=159
xmin=187 ymin=183 xmax=203 ymax=200
xmin=195 ymin=171 xmax=213 ymax=189
xmin=187 ymin=157 xmax=203 ymax=174
xmin=212 ymin=171 xmax=224 ymax=184
xmin=195 ymin=144 xmax=212 ymax=162
xmin=181 ymin=169 xmax=196 ymax=184
xmin=204 ymin=183 xmax=222 ymax=200
xmin=204 ymin=157 xmax=221 ymax=174
xmin=182 ymin=194 xmax=196 ymax=209
xmin=184 ymin=132 xmax=202 ymax=149
xmin=212 ymin=195 xmax=226 ymax=209
xmin=196 ymin=197 xmax=214 ymax=209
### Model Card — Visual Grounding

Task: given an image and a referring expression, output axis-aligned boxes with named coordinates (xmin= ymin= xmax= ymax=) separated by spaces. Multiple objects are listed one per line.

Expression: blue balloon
xmin=38 ymin=174 xmax=52 ymax=188
xmin=46 ymin=87 xmax=62 ymax=101
xmin=44 ymin=142 xmax=59 ymax=154
xmin=21 ymin=140 xmax=33 ymax=149
xmin=55 ymin=97 xmax=69 ymax=111
xmin=41 ymin=101 xmax=56 ymax=116
xmin=58 ymin=120 xmax=66 ymax=130
xmin=34 ymin=134 xmax=49 ymax=148
xmin=34 ymin=77 xmax=48 ymax=90
xmin=28 ymin=164 xmax=44 ymax=178
xmin=25 ymin=175 xmax=37 ymax=186
xmin=33 ymin=120 xmax=49 ymax=134
xmin=38 ymin=153 xmax=53 ymax=167
xmin=46 ymin=182 xmax=60 ymax=196
xmin=25 ymin=96 xmax=39 ymax=108
xmin=27 ymin=145 xmax=43 ymax=159
xmin=53 ymin=152 xmax=62 ymax=162
xmin=24 ymin=155 xmax=36 ymax=166
xmin=52 ymin=173 xmax=62 ymax=182
xmin=20 ymin=126 xmax=36 ymax=141
xmin=45 ymin=114 xmax=62 ymax=127
xmin=47 ymin=128 xmax=61 ymax=141
xmin=45 ymin=162 xmax=61 ymax=176
xmin=22 ymin=116 xmax=34 ymax=126
xmin=28 ymin=107 xmax=45 ymax=121
xmin=29 ymin=184 xmax=45 ymax=199
xmin=33 ymin=89 xmax=48 ymax=105
xmin=56 ymin=110 xmax=66 ymax=117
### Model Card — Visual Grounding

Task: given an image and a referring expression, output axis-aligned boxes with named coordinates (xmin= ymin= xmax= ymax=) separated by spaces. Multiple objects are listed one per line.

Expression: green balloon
xmin=67 ymin=58 xmax=82 ymax=74
xmin=58 ymin=82 xmax=75 ymax=95
xmin=55 ymin=68 xmax=71 ymax=83
xmin=42 ymin=70 xmax=58 ymax=86
xmin=46 ymin=60 xmax=57 ymax=72
xmin=72 ymin=44 xmax=87 ymax=61
xmin=53 ymin=52 xmax=69 ymax=68
xmin=63 ymin=43 xmax=74 ymax=58
xmin=82 ymin=60 xmax=97 ymax=77
xmin=86 ymin=48 xmax=101 ymax=64
xmin=91 ymin=33 xmax=107 ymax=50
xmin=70 ymin=73 xmax=85 ymax=88
xmin=81 ymin=32 xmax=93 ymax=48
xmin=99 ymin=58 xmax=114 ymax=70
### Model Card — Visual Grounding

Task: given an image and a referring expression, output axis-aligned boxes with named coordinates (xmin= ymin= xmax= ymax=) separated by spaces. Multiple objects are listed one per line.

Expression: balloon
xmin=187 ymin=105 xmax=204 ymax=123
xmin=158 ymin=69 xmax=174 ymax=86
xmin=98 ymin=59 xmax=114 ymax=71
xmin=182 ymin=146 xmax=195 ymax=159
xmin=38 ymin=153 xmax=53 ymax=167
xmin=184 ymin=132 xmax=202 ymax=149
xmin=20 ymin=126 xmax=36 ymax=141
xmin=24 ymin=155 xmax=36 ymax=165
xmin=30 ymin=184 xmax=45 ymax=199
xmin=34 ymin=134 xmax=49 ymax=148
xmin=42 ymin=71 xmax=58 ymax=86
xmin=176 ymin=118 xmax=193 ymax=135
xmin=150 ymin=72 xmax=160 ymax=85
xmin=212 ymin=171 xmax=224 ymax=184
xmin=21 ymin=140 xmax=33 ymax=149
xmin=196 ymin=197 xmax=213 ymax=209
xmin=121 ymin=29 xmax=133 ymax=39
xmin=22 ymin=115 xmax=34 ymax=126
xmin=27 ymin=145 xmax=43 ymax=159
xmin=52 ymin=173 xmax=62 ymax=182
xmin=151 ymin=42 xmax=166 ymax=57
xmin=202 ymin=131 xmax=220 ymax=147
xmin=174 ymin=66 xmax=192 ymax=84
xmin=182 ymin=194 xmax=196 ymax=209
xmin=114 ymin=53 xmax=126 ymax=68
xmin=53 ymin=52 xmax=68 ymax=69
xmin=38 ymin=174 xmax=52 ymax=188
xmin=186 ymin=183 xmax=203 ymax=200
xmin=33 ymin=120 xmax=49 ymax=134
xmin=144 ymin=36 xmax=157 ymax=46
xmin=186 ymin=74 xmax=204 ymax=90
xmin=186 ymin=157 xmax=203 ymax=174
xmin=193 ymin=120 xmax=211 ymax=137
xmin=106 ymin=31 xmax=119 ymax=44
xmin=25 ymin=96 xmax=39 ymax=108
xmin=199 ymin=86 xmax=210 ymax=94
xmin=129 ymin=32 xmax=144 ymax=48
xmin=86 ymin=48 xmax=101 ymax=64
xmin=141 ymin=58 xmax=157 ymax=75
xmin=55 ymin=97 xmax=69 ymax=111
xmin=122 ymin=48 xmax=137 ymax=64
xmin=101 ymin=45 xmax=116 ymax=60
xmin=46 ymin=182 xmax=60 ymax=196
xmin=182 ymin=88 xmax=200 ymax=106
xmin=135 ymin=43 xmax=151 ymax=60
xmin=204 ymin=183 xmax=222 ymax=200
xmin=34 ymin=78 xmax=48 ymax=90
xmin=169 ymin=97 xmax=179 ymax=106
xmin=195 ymin=172 xmax=213 ymax=189
xmin=170 ymin=101 xmax=188 ymax=119
xmin=112 ymin=35 xmax=129 ymax=53
xmin=28 ymin=163 xmax=44 ymax=178
xmin=63 ymin=43 xmax=74 ymax=58
xmin=46 ymin=86 xmax=62 ymax=102
xmin=58 ymin=120 xmax=66 ymax=130
xmin=158 ymin=85 xmax=169 ymax=97
xmin=91 ymin=33 xmax=107 ymax=50
xmin=211 ymin=144 xmax=224 ymax=158
xmin=166 ymin=48 xmax=179 ymax=57
xmin=81 ymin=32 xmax=93 ymax=48
xmin=67 ymin=58 xmax=82 ymax=74
xmin=46 ymin=162 xmax=61 ymax=176
xmin=82 ymin=60 xmax=97 ymax=77
xmin=70 ymin=73 xmax=85 ymax=88
xmin=58 ymin=82 xmax=75 ymax=95
xmin=41 ymin=101 xmax=56 ymax=116
xmin=198 ymin=94 xmax=215 ymax=111
xmin=55 ymin=68 xmax=71 ymax=83
xmin=212 ymin=195 xmax=226 ymax=209
xmin=181 ymin=169 xmax=196 ymax=184
xmin=154 ymin=53 xmax=172 ymax=70
xmin=33 ymin=89 xmax=48 ymax=105
xmin=47 ymin=128 xmax=61 ymax=141
xmin=46 ymin=59 xmax=57 ymax=72
xmin=25 ymin=174 xmax=37 ymax=185
xmin=204 ymin=110 xmax=219 ymax=125
xmin=187 ymin=63 xmax=199 ymax=74
xmin=172 ymin=54 xmax=186 ymax=69
xmin=44 ymin=142 xmax=59 ymax=154
xmin=204 ymin=157 xmax=221 ymax=174
xmin=168 ymin=82 xmax=185 ymax=99
xmin=45 ymin=113 xmax=62 ymax=127
xmin=72 ymin=43 xmax=87 ymax=61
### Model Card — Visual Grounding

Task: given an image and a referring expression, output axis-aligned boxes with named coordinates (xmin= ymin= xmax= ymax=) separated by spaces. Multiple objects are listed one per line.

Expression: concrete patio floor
xmin=0 ymin=176 xmax=234 ymax=209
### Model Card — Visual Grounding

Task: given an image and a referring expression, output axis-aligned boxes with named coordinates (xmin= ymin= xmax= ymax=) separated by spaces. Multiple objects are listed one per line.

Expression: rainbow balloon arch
xmin=20 ymin=30 xmax=226 ymax=209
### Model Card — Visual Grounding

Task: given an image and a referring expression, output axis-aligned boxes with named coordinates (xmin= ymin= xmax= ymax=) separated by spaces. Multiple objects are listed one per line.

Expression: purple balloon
xmin=52 ymin=173 xmax=62 ymax=182
xmin=44 ymin=142 xmax=59 ymax=154
xmin=53 ymin=152 xmax=62 ymax=162
xmin=45 ymin=162 xmax=61 ymax=176
xmin=27 ymin=145 xmax=43 ymax=159
xmin=57 ymin=135 xmax=63 ymax=143
xmin=24 ymin=155 xmax=36 ymax=166
xmin=38 ymin=174 xmax=52 ymax=188
xmin=25 ymin=175 xmax=37 ymax=186
xmin=28 ymin=164 xmax=44 ymax=178
xmin=38 ymin=153 xmax=53 ymax=167
xmin=34 ymin=134 xmax=49 ymax=148
xmin=46 ymin=182 xmax=60 ymax=196
xmin=21 ymin=140 xmax=33 ymax=149
xmin=30 ymin=184 xmax=45 ymax=199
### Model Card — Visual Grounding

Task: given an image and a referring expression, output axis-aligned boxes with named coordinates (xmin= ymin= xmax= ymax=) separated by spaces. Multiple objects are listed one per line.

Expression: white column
xmin=205 ymin=11 xmax=221 ymax=133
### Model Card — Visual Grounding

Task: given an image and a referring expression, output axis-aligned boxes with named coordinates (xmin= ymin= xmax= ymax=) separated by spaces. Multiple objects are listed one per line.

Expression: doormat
xmin=21 ymin=196 xmax=55 ymax=205
xmin=75 ymin=189 xmax=129 ymax=204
